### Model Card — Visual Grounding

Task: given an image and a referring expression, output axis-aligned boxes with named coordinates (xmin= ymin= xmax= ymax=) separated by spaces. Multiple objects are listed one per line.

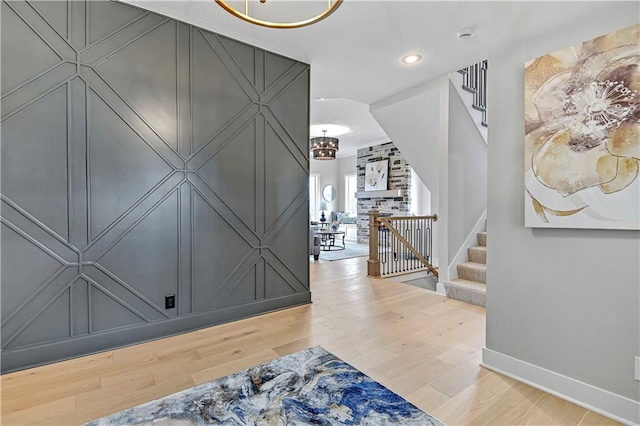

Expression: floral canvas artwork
xmin=365 ymin=159 xmax=389 ymax=191
xmin=524 ymin=23 xmax=639 ymax=229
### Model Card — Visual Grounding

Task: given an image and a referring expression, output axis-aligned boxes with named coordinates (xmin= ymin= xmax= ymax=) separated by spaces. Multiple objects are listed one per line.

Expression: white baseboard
xmin=482 ymin=348 xmax=640 ymax=425
xmin=436 ymin=282 xmax=446 ymax=295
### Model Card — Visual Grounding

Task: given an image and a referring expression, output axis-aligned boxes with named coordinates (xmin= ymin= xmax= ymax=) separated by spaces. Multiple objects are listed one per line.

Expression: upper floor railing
xmin=367 ymin=211 xmax=438 ymax=278
xmin=458 ymin=60 xmax=488 ymax=127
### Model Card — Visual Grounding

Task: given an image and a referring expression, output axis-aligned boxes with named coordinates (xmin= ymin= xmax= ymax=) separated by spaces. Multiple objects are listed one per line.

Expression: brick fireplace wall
xmin=356 ymin=142 xmax=411 ymax=243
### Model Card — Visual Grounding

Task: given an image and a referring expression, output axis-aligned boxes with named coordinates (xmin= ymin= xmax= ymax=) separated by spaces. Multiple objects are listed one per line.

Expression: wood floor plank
xmin=2 ymin=374 xmax=101 ymax=412
xmin=466 ymin=381 xmax=547 ymax=425
xmin=520 ymin=392 xmax=588 ymax=425
xmin=578 ymin=410 xmax=623 ymax=425
xmin=431 ymin=372 xmax=519 ymax=424
xmin=0 ymin=257 xmax=622 ymax=425
xmin=406 ymin=384 xmax=451 ymax=413
xmin=190 ymin=349 xmax=280 ymax=386
xmin=1 ymin=396 xmax=77 ymax=426
xmin=436 ymin=343 xmax=480 ymax=366
xmin=428 ymin=357 xmax=488 ymax=398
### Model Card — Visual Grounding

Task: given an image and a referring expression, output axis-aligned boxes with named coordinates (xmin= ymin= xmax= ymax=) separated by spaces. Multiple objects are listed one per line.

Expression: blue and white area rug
xmin=86 ymin=346 xmax=444 ymax=425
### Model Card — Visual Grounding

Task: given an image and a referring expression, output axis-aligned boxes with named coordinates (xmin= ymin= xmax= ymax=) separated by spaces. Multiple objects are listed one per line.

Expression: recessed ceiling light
xmin=401 ymin=53 xmax=422 ymax=65
xmin=310 ymin=124 xmax=349 ymax=137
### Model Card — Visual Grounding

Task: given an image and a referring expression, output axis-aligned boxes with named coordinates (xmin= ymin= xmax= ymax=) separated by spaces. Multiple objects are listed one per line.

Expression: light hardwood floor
xmin=1 ymin=257 xmax=619 ymax=425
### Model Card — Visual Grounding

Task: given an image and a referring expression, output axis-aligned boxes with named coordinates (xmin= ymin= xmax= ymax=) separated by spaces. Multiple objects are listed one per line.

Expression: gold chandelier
xmin=216 ymin=0 xmax=343 ymax=29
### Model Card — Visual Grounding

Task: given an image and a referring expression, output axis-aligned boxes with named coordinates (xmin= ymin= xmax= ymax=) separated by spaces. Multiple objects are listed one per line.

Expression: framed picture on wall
xmin=523 ymin=23 xmax=639 ymax=230
xmin=365 ymin=160 xmax=389 ymax=191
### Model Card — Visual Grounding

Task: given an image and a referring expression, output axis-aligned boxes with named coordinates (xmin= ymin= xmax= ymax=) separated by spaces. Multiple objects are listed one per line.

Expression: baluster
xmin=380 ymin=226 xmax=383 ymax=275
xmin=425 ymin=220 xmax=429 ymax=263
xmin=410 ymin=221 xmax=414 ymax=271
xmin=478 ymin=64 xmax=482 ymax=108
xmin=384 ymin=223 xmax=388 ymax=275
xmin=397 ymin=220 xmax=400 ymax=273
xmin=385 ymin=224 xmax=389 ymax=276
xmin=384 ymin=226 xmax=388 ymax=275
xmin=404 ymin=220 xmax=408 ymax=272
xmin=420 ymin=219 xmax=428 ymax=260
xmin=390 ymin=226 xmax=395 ymax=274
xmin=379 ymin=226 xmax=383 ymax=275
xmin=483 ymin=60 xmax=488 ymax=124
xmin=395 ymin=225 xmax=399 ymax=273
xmin=402 ymin=220 xmax=405 ymax=272
xmin=426 ymin=220 xmax=429 ymax=263
xmin=420 ymin=221 xmax=423 ymax=270
xmin=413 ymin=220 xmax=417 ymax=271
xmin=476 ymin=63 xmax=480 ymax=107
xmin=427 ymin=220 xmax=432 ymax=262
xmin=415 ymin=219 xmax=421 ymax=270
xmin=406 ymin=220 xmax=410 ymax=271
xmin=417 ymin=220 xmax=422 ymax=270
xmin=427 ymin=220 xmax=429 ymax=262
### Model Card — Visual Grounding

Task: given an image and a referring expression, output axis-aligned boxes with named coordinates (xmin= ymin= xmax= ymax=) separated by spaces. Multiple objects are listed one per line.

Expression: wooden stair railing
xmin=368 ymin=210 xmax=438 ymax=277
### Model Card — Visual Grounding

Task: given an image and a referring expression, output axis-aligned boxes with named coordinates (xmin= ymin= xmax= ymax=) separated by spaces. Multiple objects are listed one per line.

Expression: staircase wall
xmin=370 ymin=75 xmax=450 ymax=271
xmin=447 ymin=81 xmax=488 ymax=278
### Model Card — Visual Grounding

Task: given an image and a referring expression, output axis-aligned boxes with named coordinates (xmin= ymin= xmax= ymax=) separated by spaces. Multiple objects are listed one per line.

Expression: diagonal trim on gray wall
xmin=0 ymin=0 xmax=310 ymax=373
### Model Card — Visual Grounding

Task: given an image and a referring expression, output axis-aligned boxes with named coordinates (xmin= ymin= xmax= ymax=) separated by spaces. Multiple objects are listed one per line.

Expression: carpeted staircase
xmin=443 ymin=232 xmax=486 ymax=307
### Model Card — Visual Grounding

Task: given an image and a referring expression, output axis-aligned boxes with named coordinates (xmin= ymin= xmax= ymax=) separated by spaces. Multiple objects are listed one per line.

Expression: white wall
xmin=337 ymin=155 xmax=357 ymax=212
xmin=410 ymin=169 xmax=431 ymax=216
xmin=310 ymin=159 xmax=338 ymax=217
xmin=484 ymin=2 xmax=639 ymax=423
xmin=447 ymin=81 xmax=487 ymax=264
xmin=371 ymin=77 xmax=446 ymax=212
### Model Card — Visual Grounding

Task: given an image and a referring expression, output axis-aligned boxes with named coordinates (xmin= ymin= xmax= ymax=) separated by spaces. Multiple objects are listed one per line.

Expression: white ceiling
xmin=311 ymin=98 xmax=389 ymax=158
xmin=123 ymin=0 xmax=490 ymax=157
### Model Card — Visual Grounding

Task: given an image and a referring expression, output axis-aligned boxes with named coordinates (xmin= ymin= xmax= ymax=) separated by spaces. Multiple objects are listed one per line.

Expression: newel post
xmin=367 ymin=210 xmax=380 ymax=276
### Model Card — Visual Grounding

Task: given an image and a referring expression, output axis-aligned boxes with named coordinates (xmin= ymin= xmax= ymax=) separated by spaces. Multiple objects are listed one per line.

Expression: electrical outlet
xmin=165 ymin=294 xmax=176 ymax=310
xmin=635 ymin=356 xmax=640 ymax=382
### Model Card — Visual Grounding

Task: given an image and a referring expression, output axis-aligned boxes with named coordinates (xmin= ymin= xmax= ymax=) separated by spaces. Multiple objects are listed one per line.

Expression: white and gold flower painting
xmin=524 ymin=23 xmax=639 ymax=229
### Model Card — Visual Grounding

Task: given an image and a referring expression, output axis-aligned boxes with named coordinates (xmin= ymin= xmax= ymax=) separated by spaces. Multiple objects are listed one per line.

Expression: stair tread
xmin=462 ymin=85 xmax=477 ymax=94
xmin=444 ymin=279 xmax=486 ymax=307
xmin=447 ymin=279 xmax=486 ymax=288
xmin=477 ymin=232 xmax=487 ymax=247
xmin=467 ymin=246 xmax=487 ymax=265
xmin=458 ymin=261 xmax=486 ymax=270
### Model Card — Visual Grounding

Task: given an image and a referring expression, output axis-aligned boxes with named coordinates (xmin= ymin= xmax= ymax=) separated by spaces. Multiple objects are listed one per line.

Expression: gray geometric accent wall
xmin=1 ymin=0 xmax=310 ymax=372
